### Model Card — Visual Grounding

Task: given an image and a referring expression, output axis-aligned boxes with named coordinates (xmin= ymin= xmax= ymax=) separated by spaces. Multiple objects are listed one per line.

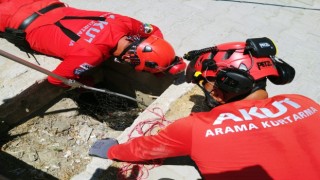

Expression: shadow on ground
xmin=0 ymin=134 xmax=59 ymax=180
xmin=88 ymin=156 xmax=202 ymax=180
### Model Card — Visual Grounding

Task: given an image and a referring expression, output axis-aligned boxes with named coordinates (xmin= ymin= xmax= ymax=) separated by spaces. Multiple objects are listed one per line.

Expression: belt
xmin=18 ymin=3 xmax=65 ymax=30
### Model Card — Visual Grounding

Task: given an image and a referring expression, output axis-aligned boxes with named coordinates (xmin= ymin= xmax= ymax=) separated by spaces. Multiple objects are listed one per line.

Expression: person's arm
xmin=0 ymin=1 xmax=10 ymax=32
xmin=117 ymin=14 xmax=164 ymax=38
xmin=108 ymin=116 xmax=194 ymax=162
xmin=48 ymin=49 xmax=104 ymax=88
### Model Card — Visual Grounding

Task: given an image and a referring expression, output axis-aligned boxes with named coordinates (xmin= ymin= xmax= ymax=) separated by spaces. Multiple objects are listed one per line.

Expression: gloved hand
xmin=89 ymin=138 xmax=119 ymax=159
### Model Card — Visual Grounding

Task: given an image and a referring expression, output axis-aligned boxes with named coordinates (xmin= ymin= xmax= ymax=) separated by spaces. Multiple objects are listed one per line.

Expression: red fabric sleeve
xmin=120 ymin=15 xmax=164 ymax=38
xmin=48 ymin=43 xmax=103 ymax=87
xmin=108 ymin=116 xmax=194 ymax=161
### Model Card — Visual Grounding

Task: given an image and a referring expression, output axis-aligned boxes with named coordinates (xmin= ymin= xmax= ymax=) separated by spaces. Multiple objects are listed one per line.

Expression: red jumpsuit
xmin=108 ymin=94 xmax=320 ymax=179
xmin=0 ymin=0 xmax=163 ymax=87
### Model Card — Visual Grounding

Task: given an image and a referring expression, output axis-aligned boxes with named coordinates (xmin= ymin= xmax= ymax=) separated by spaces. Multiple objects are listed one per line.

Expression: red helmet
xmin=127 ymin=35 xmax=186 ymax=74
xmin=185 ymin=38 xmax=295 ymax=107
xmin=190 ymin=41 xmax=279 ymax=80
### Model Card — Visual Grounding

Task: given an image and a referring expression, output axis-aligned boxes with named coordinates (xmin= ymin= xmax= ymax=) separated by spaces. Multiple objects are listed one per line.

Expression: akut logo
xmin=213 ymin=98 xmax=301 ymax=125
xmin=82 ymin=14 xmax=115 ymax=43
xmin=84 ymin=21 xmax=108 ymax=43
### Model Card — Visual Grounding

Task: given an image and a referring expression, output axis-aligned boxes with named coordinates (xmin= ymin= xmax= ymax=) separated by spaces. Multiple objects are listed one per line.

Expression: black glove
xmin=89 ymin=138 xmax=119 ymax=159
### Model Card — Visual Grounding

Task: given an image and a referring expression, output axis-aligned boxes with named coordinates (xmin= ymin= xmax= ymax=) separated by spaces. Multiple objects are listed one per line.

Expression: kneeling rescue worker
xmin=89 ymin=37 xmax=320 ymax=179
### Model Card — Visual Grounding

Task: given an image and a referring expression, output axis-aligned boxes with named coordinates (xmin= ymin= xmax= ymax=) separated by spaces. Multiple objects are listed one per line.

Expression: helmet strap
xmin=114 ymin=37 xmax=143 ymax=67
xmin=196 ymin=82 xmax=221 ymax=108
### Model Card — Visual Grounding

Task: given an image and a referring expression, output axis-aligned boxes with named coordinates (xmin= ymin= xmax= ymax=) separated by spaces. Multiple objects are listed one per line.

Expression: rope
xmin=117 ymin=107 xmax=172 ymax=180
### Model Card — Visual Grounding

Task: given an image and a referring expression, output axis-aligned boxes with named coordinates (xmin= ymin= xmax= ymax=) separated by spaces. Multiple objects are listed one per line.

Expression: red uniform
xmin=108 ymin=94 xmax=320 ymax=179
xmin=0 ymin=0 xmax=163 ymax=87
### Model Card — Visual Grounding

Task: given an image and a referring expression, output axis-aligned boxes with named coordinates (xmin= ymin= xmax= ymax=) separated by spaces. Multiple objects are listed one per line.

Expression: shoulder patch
xmin=142 ymin=23 xmax=153 ymax=34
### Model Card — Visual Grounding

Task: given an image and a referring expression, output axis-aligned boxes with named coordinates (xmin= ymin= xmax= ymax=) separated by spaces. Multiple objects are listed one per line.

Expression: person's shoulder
xmin=272 ymin=93 xmax=312 ymax=99
xmin=272 ymin=94 xmax=319 ymax=105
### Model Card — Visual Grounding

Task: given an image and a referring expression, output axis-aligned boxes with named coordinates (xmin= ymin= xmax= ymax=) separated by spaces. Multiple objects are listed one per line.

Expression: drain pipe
xmin=0 ymin=49 xmax=145 ymax=105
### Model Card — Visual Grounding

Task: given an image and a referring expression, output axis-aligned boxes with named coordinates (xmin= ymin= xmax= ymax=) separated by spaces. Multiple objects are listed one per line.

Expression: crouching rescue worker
xmin=89 ymin=37 xmax=320 ymax=179
xmin=0 ymin=0 xmax=186 ymax=87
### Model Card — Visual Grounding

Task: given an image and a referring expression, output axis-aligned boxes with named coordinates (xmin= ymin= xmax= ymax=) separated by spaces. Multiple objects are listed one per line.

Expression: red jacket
xmin=108 ymin=94 xmax=320 ymax=179
xmin=0 ymin=0 xmax=163 ymax=87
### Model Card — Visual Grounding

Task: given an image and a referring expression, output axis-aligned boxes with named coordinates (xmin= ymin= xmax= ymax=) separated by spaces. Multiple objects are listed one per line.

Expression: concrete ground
xmin=1 ymin=0 xmax=320 ymax=179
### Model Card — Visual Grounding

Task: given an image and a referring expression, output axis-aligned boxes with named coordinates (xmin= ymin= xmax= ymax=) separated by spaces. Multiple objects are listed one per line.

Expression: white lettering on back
xmin=213 ymin=98 xmax=302 ymax=125
xmin=85 ymin=21 xmax=108 ymax=43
